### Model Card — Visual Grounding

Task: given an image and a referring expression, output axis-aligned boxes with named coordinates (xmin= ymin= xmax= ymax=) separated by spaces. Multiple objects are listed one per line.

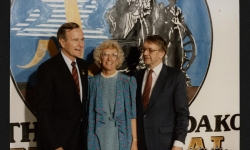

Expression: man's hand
xmin=171 ymin=146 xmax=182 ymax=150
xmin=55 ymin=147 xmax=63 ymax=150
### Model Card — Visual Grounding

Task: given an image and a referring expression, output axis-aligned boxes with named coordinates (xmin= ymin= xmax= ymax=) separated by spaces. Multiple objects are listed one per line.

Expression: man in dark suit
xmin=35 ymin=22 xmax=88 ymax=150
xmin=134 ymin=35 xmax=189 ymax=150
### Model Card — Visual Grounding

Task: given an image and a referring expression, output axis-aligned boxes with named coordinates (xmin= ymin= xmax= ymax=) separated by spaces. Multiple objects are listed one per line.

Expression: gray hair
xmin=93 ymin=40 xmax=125 ymax=68
xmin=57 ymin=22 xmax=80 ymax=48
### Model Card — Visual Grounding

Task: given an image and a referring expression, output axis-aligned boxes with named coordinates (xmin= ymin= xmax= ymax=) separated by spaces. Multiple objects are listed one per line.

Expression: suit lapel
xmin=76 ymin=58 xmax=87 ymax=102
xmin=56 ymin=53 xmax=81 ymax=99
xmin=145 ymin=65 xmax=168 ymax=112
xmin=136 ymin=69 xmax=146 ymax=113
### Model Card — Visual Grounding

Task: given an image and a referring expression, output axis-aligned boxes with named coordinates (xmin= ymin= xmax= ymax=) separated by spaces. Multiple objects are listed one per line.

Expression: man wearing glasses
xmin=134 ymin=35 xmax=189 ymax=150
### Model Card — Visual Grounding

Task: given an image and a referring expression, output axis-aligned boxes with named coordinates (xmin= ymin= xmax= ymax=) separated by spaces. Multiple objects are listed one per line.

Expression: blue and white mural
xmin=10 ymin=0 xmax=212 ymax=112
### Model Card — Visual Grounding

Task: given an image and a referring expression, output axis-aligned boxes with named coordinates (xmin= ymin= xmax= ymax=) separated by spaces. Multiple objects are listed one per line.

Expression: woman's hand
xmin=130 ymin=139 xmax=138 ymax=150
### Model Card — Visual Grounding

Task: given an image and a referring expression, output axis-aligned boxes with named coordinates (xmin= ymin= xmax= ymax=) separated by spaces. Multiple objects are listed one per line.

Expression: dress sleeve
xmin=129 ymin=76 xmax=137 ymax=119
xmin=87 ymin=79 xmax=97 ymax=149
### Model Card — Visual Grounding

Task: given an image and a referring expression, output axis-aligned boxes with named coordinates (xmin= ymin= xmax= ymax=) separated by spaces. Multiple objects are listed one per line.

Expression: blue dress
xmin=98 ymin=73 xmax=119 ymax=150
xmin=87 ymin=72 xmax=137 ymax=150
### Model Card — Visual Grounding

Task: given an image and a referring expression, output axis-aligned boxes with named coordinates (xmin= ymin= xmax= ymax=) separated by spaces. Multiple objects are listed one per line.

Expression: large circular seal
xmin=10 ymin=0 xmax=212 ymax=114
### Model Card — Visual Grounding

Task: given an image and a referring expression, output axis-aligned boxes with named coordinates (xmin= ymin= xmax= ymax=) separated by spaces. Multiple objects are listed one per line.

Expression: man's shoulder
xmin=76 ymin=57 xmax=87 ymax=64
xmin=38 ymin=53 xmax=62 ymax=69
xmin=133 ymin=69 xmax=146 ymax=77
xmin=165 ymin=65 xmax=182 ymax=73
xmin=164 ymin=65 xmax=185 ymax=80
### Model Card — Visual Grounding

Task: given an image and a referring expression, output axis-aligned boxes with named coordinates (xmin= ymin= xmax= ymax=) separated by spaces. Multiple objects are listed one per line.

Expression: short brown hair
xmin=144 ymin=35 xmax=168 ymax=54
xmin=57 ymin=22 xmax=80 ymax=47
xmin=93 ymin=40 xmax=124 ymax=68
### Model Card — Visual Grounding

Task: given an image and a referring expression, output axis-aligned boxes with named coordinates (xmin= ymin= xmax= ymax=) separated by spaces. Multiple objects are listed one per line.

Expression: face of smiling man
xmin=142 ymin=41 xmax=165 ymax=69
xmin=59 ymin=28 xmax=84 ymax=61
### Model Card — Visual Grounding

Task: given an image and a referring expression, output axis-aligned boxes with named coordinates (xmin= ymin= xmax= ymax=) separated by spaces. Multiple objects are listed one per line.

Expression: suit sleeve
xmin=80 ymin=59 xmax=89 ymax=135
xmin=34 ymin=64 xmax=61 ymax=149
xmin=173 ymin=71 xmax=190 ymax=143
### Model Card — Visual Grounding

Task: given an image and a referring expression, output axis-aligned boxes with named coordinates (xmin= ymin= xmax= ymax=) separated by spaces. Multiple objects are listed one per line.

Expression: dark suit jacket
xmin=34 ymin=53 xmax=88 ymax=150
xmin=134 ymin=64 xmax=189 ymax=150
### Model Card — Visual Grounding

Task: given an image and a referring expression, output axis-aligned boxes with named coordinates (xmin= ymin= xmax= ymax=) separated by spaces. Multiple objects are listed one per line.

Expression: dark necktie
xmin=142 ymin=69 xmax=153 ymax=110
xmin=71 ymin=61 xmax=80 ymax=95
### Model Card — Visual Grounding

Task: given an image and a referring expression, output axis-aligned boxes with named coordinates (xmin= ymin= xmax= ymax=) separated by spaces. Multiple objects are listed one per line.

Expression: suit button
xmin=143 ymin=115 xmax=147 ymax=118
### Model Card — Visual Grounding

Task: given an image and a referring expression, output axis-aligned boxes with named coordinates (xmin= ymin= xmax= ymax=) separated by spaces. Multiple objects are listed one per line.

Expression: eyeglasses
xmin=101 ymin=52 xmax=118 ymax=59
xmin=140 ymin=48 xmax=159 ymax=53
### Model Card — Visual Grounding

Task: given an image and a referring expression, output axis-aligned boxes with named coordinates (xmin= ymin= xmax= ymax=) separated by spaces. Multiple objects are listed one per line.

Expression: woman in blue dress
xmin=87 ymin=40 xmax=138 ymax=150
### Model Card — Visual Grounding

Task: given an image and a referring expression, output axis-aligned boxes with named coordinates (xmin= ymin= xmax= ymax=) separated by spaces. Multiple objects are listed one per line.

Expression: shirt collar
xmin=61 ymin=51 xmax=76 ymax=66
xmin=146 ymin=62 xmax=163 ymax=76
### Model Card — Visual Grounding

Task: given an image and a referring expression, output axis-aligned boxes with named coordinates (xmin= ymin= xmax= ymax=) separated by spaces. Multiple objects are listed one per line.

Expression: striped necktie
xmin=71 ymin=61 xmax=80 ymax=95
xmin=142 ymin=69 xmax=153 ymax=109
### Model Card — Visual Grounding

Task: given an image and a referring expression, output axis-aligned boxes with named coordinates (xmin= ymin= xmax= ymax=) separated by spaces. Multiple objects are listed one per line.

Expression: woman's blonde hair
xmin=93 ymin=40 xmax=125 ymax=68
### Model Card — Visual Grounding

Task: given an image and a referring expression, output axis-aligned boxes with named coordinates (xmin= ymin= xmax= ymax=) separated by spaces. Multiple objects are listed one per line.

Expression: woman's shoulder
xmin=88 ymin=74 xmax=101 ymax=83
xmin=118 ymin=72 xmax=136 ymax=82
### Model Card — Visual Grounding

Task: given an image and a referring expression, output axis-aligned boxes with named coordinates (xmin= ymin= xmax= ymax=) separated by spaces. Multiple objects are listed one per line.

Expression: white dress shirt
xmin=141 ymin=62 xmax=184 ymax=148
xmin=61 ymin=51 xmax=83 ymax=101
xmin=141 ymin=62 xmax=163 ymax=96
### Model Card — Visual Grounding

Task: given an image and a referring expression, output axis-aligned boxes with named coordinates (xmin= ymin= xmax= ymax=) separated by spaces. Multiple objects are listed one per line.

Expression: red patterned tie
xmin=142 ymin=69 xmax=153 ymax=109
xmin=71 ymin=61 xmax=80 ymax=95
